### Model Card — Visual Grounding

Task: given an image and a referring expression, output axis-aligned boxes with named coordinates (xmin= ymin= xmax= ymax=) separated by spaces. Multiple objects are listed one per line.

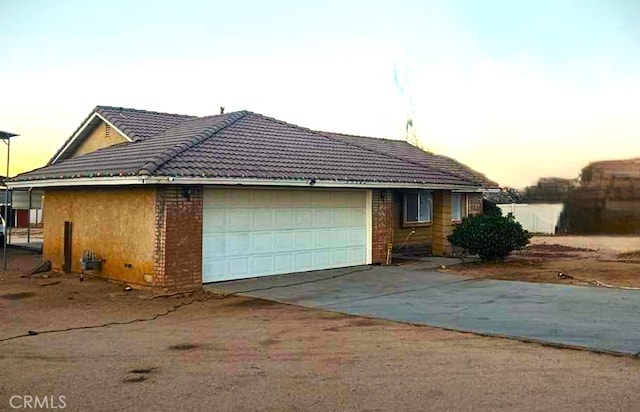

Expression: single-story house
xmin=9 ymin=106 xmax=499 ymax=291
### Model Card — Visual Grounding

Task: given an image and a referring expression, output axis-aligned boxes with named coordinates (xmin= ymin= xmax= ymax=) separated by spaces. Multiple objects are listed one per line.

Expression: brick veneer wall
xmin=371 ymin=189 xmax=394 ymax=264
xmin=432 ymin=190 xmax=453 ymax=256
xmin=467 ymin=192 xmax=483 ymax=215
xmin=154 ymin=185 xmax=203 ymax=291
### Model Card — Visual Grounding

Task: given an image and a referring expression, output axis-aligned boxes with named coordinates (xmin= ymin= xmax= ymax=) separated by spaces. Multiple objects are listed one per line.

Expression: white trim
xmin=7 ymin=176 xmax=144 ymax=188
xmin=95 ymin=113 xmax=133 ymax=143
xmin=365 ymin=189 xmax=373 ymax=265
xmin=161 ymin=177 xmax=483 ymax=191
xmin=7 ymin=175 xmax=484 ymax=191
xmin=51 ymin=112 xmax=132 ymax=164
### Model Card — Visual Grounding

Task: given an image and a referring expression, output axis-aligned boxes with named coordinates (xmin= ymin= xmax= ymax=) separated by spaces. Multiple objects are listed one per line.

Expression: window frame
xmin=451 ymin=192 xmax=468 ymax=223
xmin=403 ymin=190 xmax=433 ymax=227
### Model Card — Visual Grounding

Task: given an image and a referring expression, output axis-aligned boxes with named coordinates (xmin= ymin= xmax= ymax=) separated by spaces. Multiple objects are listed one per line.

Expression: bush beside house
xmin=448 ymin=213 xmax=531 ymax=261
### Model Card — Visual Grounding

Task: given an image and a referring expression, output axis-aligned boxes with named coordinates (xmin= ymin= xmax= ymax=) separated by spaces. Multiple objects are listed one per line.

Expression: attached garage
xmin=202 ymin=188 xmax=372 ymax=282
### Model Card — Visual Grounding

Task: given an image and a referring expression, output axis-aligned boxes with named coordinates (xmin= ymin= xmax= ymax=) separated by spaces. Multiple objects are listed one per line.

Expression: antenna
xmin=394 ymin=60 xmax=424 ymax=149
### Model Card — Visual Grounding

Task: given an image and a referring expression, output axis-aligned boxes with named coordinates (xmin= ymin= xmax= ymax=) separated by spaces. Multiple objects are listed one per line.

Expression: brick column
xmin=432 ymin=190 xmax=452 ymax=256
xmin=154 ymin=185 xmax=203 ymax=292
xmin=371 ymin=189 xmax=394 ymax=264
xmin=467 ymin=192 xmax=483 ymax=216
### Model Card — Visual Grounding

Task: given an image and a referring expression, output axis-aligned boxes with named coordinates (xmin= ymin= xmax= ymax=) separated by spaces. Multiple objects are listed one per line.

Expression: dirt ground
xmin=2 ymin=248 xmax=640 ymax=411
xmin=444 ymin=236 xmax=640 ymax=288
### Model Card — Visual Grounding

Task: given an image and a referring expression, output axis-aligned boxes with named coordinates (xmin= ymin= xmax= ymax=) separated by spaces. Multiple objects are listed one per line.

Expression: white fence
xmin=498 ymin=203 xmax=564 ymax=234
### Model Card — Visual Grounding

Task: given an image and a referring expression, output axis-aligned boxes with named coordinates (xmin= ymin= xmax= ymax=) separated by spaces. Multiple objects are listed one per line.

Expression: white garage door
xmin=203 ymin=188 xmax=371 ymax=283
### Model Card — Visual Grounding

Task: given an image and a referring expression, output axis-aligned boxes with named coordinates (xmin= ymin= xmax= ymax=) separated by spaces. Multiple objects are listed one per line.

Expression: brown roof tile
xmin=49 ymin=106 xmax=196 ymax=164
xmin=320 ymin=131 xmax=499 ymax=189
xmin=15 ymin=107 xmax=492 ymax=189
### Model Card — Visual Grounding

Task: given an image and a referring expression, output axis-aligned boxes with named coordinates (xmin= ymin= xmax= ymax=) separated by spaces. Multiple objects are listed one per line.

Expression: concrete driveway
xmin=208 ymin=260 xmax=640 ymax=357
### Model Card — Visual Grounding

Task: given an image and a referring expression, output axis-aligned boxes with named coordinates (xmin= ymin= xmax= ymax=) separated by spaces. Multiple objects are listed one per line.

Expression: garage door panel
xmin=203 ymin=189 xmax=226 ymax=205
xmin=329 ymin=191 xmax=351 ymax=207
xmin=349 ymin=228 xmax=366 ymax=245
xmin=314 ymin=250 xmax=331 ymax=267
xmin=291 ymin=192 xmax=312 ymax=207
xmin=226 ymin=233 xmax=250 ymax=254
xmin=226 ymin=209 xmax=252 ymax=230
xmin=349 ymin=247 xmax=367 ymax=263
xmin=331 ymin=249 xmax=349 ymax=266
xmin=203 ymin=188 xmax=369 ymax=283
xmin=228 ymin=257 xmax=250 ymax=277
xmin=312 ymin=209 xmax=332 ymax=227
xmin=294 ymin=252 xmax=313 ymax=270
xmin=314 ymin=229 xmax=332 ymax=248
xmin=311 ymin=191 xmax=334 ymax=207
xmin=203 ymin=258 xmax=227 ymax=279
xmin=332 ymin=209 xmax=351 ymax=227
xmin=203 ymin=209 xmax=225 ymax=231
xmin=274 ymin=254 xmax=294 ymax=273
xmin=349 ymin=208 xmax=366 ymax=222
xmin=252 ymin=190 xmax=275 ymax=207
xmin=252 ymin=232 xmax=273 ymax=253
xmin=294 ymin=209 xmax=312 ymax=226
xmin=253 ymin=209 xmax=275 ymax=228
xmin=227 ymin=190 xmax=252 ymax=206
xmin=275 ymin=209 xmax=294 ymax=227
xmin=294 ymin=230 xmax=314 ymax=249
xmin=274 ymin=191 xmax=293 ymax=207
xmin=274 ymin=232 xmax=294 ymax=251
xmin=203 ymin=234 xmax=225 ymax=257
xmin=250 ymin=255 xmax=273 ymax=274
xmin=331 ymin=229 xmax=350 ymax=247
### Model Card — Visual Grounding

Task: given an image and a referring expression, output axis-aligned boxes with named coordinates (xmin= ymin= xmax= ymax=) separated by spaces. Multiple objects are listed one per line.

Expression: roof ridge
xmin=137 ymin=111 xmax=249 ymax=176
xmin=95 ymin=105 xmax=196 ymax=118
xmin=315 ymin=131 xmax=481 ymax=187
xmin=319 ymin=130 xmax=424 ymax=146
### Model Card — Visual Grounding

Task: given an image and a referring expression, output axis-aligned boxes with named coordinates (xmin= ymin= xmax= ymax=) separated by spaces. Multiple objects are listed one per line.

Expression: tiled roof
xmin=49 ymin=106 xmax=196 ymax=163
xmin=23 ymin=112 xmax=243 ymax=180
xmin=14 ymin=107 xmax=495 ymax=189
xmin=95 ymin=106 xmax=196 ymax=142
xmin=154 ymin=113 xmax=472 ymax=185
xmin=320 ymin=131 xmax=499 ymax=189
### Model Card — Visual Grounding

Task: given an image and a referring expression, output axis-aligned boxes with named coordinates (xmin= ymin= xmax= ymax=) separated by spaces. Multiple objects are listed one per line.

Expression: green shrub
xmin=448 ymin=213 xmax=531 ymax=261
xmin=482 ymin=199 xmax=502 ymax=217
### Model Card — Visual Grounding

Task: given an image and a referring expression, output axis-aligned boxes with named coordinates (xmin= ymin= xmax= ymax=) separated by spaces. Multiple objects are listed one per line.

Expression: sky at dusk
xmin=1 ymin=0 xmax=639 ymax=188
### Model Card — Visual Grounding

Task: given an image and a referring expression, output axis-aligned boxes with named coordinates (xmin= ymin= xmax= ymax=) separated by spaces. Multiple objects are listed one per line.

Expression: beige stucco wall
xmin=69 ymin=122 xmax=127 ymax=158
xmin=43 ymin=187 xmax=156 ymax=286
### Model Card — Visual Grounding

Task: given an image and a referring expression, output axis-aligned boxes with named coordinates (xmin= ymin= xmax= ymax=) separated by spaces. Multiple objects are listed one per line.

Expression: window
xmin=404 ymin=191 xmax=432 ymax=224
xmin=452 ymin=193 xmax=466 ymax=221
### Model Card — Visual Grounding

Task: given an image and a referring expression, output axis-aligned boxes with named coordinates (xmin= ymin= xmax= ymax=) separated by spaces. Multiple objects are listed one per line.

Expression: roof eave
xmin=7 ymin=175 xmax=483 ymax=191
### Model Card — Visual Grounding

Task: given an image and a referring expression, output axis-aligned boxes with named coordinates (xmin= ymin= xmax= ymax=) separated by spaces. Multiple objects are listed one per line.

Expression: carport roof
xmin=11 ymin=107 xmax=496 ymax=189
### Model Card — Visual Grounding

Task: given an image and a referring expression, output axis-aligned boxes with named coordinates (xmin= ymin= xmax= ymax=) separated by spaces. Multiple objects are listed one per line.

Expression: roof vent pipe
xmin=220 ymin=106 xmax=225 ymax=114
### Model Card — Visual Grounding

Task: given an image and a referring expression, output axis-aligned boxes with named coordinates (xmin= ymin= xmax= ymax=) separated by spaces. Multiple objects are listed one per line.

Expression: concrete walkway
xmin=207 ymin=260 xmax=640 ymax=356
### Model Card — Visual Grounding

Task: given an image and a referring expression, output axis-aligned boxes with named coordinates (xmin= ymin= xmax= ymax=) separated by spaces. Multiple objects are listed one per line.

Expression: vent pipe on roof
xmin=220 ymin=106 xmax=225 ymax=115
